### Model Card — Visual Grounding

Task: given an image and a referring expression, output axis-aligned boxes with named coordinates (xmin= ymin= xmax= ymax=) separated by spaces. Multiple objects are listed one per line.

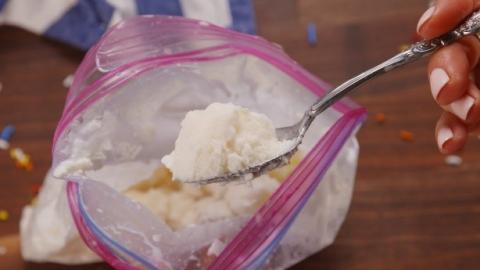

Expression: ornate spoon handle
xmin=308 ymin=11 xmax=480 ymax=120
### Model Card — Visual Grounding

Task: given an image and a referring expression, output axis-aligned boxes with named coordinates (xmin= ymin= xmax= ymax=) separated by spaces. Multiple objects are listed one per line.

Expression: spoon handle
xmin=308 ymin=11 xmax=480 ymax=118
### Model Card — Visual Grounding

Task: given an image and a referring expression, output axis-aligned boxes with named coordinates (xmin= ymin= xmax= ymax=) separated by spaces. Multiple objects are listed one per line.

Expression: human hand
xmin=417 ymin=0 xmax=480 ymax=154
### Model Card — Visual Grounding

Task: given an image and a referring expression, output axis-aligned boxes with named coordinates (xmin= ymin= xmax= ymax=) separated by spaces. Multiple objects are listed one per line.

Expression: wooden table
xmin=2 ymin=0 xmax=480 ymax=269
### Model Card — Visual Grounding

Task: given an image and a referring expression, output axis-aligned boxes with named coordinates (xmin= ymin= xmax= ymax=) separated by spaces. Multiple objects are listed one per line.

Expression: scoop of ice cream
xmin=162 ymin=103 xmax=293 ymax=182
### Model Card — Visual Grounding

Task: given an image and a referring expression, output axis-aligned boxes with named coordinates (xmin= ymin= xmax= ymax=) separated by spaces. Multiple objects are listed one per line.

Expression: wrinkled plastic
xmin=51 ymin=16 xmax=366 ymax=270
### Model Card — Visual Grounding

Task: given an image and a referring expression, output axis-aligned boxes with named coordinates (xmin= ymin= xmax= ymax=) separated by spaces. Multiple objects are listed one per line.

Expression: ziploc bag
xmin=51 ymin=16 xmax=366 ymax=269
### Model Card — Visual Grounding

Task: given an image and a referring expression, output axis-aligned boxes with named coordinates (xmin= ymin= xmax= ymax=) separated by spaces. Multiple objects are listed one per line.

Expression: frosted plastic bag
xmin=49 ymin=16 xmax=366 ymax=269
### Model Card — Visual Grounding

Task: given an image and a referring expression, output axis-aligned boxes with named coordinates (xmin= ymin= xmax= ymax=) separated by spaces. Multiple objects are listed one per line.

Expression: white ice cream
xmin=162 ymin=103 xmax=294 ymax=182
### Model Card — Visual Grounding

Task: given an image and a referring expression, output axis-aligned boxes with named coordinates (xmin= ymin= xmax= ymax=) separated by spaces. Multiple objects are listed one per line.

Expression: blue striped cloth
xmin=0 ymin=0 xmax=256 ymax=50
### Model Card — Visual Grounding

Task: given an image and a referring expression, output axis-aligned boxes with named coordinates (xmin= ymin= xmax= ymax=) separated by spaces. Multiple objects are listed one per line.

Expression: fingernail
xmin=448 ymin=95 xmax=475 ymax=121
xmin=417 ymin=6 xmax=435 ymax=32
xmin=437 ymin=127 xmax=453 ymax=150
xmin=429 ymin=68 xmax=450 ymax=99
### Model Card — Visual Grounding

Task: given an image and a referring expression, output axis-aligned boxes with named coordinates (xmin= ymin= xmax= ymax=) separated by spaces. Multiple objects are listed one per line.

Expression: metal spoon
xmin=188 ymin=11 xmax=480 ymax=185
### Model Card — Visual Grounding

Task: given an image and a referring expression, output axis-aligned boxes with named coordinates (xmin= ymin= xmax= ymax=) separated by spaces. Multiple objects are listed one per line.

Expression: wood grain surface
xmin=2 ymin=0 xmax=480 ymax=269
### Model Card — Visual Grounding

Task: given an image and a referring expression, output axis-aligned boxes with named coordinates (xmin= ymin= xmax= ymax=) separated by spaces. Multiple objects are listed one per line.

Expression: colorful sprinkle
xmin=400 ymin=130 xmax=414 ymax=142
xmin=0 ymin=140 xmax=8 ymax=150
xmin=307 ymin=23 xmax=317 ymax=46
xmin=374 ymin=113 xmax=386 ymax=124
xmin=10 ymin=148 xmax=33 ymax=171
xmin=0 ymin=210 xmax=9 ymax=221
xmin=445 ymin=155 xmax=462 ymax=167
xmin=0 ymin=125 xmax=14 ymax=141
xmin=31 ymin=184 xmax=42 ymax=195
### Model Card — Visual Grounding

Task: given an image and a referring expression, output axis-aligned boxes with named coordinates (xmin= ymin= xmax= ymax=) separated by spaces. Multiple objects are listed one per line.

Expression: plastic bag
xmin=23 ymin=16 xmax=366 ymax=269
